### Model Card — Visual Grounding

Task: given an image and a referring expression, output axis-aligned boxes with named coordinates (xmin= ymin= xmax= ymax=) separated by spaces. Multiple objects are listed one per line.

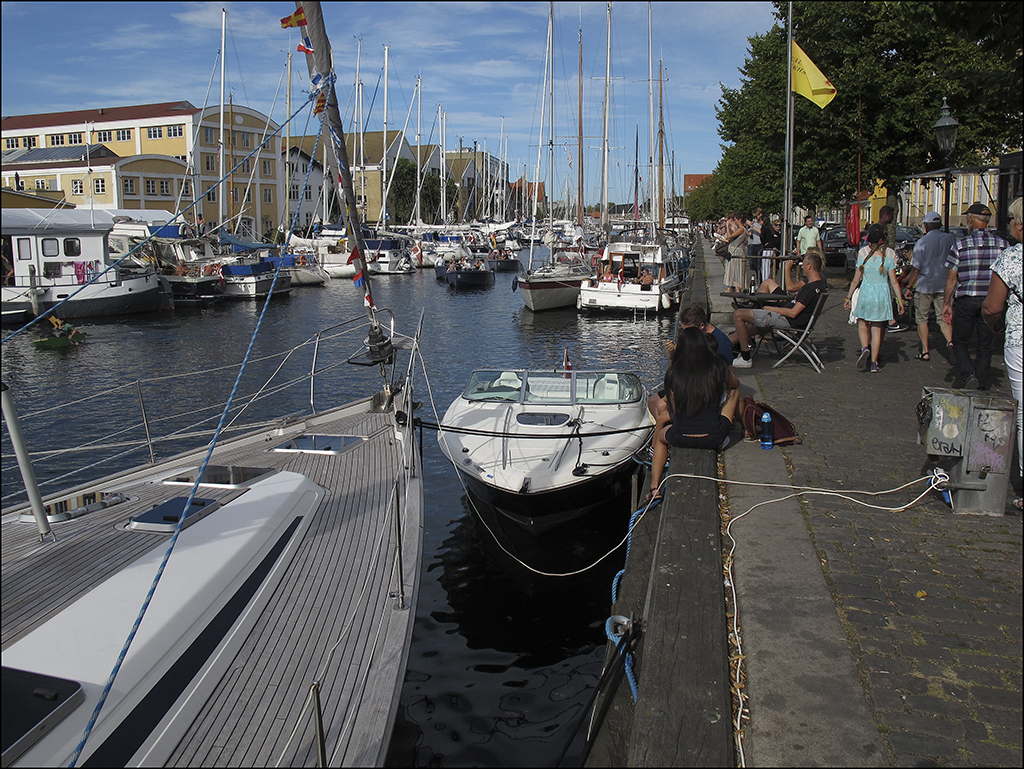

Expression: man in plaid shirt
xmin=942 ymin=202 xmax=1008 ymax=390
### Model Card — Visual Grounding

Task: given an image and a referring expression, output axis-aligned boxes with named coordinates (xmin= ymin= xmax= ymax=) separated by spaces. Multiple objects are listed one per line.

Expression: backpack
xmin=741 ymin=396 xmax=801 ymax=445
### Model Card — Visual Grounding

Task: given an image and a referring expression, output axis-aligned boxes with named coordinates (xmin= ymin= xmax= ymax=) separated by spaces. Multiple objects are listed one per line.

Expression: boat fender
xmin=576 ymin=293 xmax=583 ymax=310
xmin=580 ymin=279 xmax=590 ymax=289
xmin=661 ymin=292 xmax=671 ymax=310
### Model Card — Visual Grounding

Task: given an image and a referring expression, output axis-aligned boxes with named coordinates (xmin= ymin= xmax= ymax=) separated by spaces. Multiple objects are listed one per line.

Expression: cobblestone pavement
xmin=746 ymin=265 xmax=1022 ymax=766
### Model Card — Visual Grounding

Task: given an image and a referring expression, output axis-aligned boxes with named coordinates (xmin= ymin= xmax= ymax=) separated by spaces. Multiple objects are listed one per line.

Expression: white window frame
xmin=160 ymin=179 xmax=171 ymax=196
xmin=147 ymin=126 xmax=163 ymax=140
xmin=145 ymin=179 xmax=156 ymax=195
xmin=116 ymin=129 xmax=131 ymax=142
xmin=72 ymin=179 xmax=84 ymax=195
xmin=96 ymin=130 xmax=112 ymax=143
xmin=93 ymin=178 xmax=105 ymax=194
xmin=123 ymin=178 xmax=136 ymax=195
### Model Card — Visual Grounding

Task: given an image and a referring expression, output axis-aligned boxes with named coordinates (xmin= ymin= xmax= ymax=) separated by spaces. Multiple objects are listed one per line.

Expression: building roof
xmin=2 ymin=144 xmax=118 ymax=166
xmin=2 ymin=101 xmax=199 ymax=131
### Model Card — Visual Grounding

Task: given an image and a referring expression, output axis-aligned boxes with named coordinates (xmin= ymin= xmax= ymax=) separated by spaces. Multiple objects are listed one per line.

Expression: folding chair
xmin=761 ymin=291 xmax=828 ymax=372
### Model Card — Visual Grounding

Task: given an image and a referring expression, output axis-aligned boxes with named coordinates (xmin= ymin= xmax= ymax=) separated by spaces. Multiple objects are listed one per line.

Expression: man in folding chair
xmin=731 ymin=252 xmax=825 ymax=368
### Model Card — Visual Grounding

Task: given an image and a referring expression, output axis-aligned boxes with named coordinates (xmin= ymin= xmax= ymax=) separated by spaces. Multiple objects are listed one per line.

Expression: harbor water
xmin=1 ymin=252 xmax=677 ymax=766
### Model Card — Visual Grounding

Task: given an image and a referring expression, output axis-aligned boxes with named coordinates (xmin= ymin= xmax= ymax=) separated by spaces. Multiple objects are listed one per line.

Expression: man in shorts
xmin=904 ymin=211 xmax=955 ymax=360
xmin=730 ymin=252 xmax=825 ymax=368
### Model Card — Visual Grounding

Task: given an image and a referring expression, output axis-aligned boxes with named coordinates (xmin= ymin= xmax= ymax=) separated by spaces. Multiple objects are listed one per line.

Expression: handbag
xmin=741 ymin=396 xmax=801 ymax=445
xmin=847 ymin=287 xmax=860 ymax=325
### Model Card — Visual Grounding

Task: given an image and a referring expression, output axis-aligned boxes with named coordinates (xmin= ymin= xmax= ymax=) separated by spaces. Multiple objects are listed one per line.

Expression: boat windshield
xmin=463 ymin=370 xmax=644 ymax=404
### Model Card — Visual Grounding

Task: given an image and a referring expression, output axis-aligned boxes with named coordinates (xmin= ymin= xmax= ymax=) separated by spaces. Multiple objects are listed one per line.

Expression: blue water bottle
xmin=760 ymin=411 xmax=774 ymax=450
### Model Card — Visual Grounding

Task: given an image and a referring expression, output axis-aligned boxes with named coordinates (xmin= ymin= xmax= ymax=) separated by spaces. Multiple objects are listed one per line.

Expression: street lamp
xmin=932 ymin=97 xmax=959 ymax=233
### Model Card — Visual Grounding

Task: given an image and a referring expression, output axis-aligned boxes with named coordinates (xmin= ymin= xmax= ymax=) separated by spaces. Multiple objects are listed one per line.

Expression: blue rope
xmin=604 ymin=617 xmax=639 ymax=702
xmin=67 ymin=263 xmax=286 ymax=767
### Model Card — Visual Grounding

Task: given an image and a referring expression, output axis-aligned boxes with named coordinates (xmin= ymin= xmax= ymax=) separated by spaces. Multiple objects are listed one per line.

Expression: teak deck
xmin=2 ymin=392 xmax=422 ymax=767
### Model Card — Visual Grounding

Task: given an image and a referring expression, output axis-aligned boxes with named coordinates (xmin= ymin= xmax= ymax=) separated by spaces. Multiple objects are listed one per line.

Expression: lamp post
xmin=932 ymin=98 xmax=959 ymax=233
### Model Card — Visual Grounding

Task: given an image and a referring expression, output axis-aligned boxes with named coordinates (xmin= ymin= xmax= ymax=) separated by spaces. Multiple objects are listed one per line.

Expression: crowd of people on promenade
xmin=696 ymin=198 xmax=1022 ymax=512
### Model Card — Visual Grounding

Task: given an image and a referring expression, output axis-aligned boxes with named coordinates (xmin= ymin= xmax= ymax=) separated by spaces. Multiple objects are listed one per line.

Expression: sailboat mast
xmin=783 ymin=0 xmax=795 ymax=259
xmin=577 ymin=21 xmax=584 ymax=226
xmin=284 ymin=51 xmax=292 ymax=231
xmin=415 ymin=75 xmax=422 ymax=226
xmin=380 ymin=44 xmax=389 ymax=227
xmin=658 ymin=61 xmax=665 ymax=230
xmin=648 ymin=1 xmax=655 ymax=233
xmin=548 ymin=0 xmax=554 ymax=231
xmin=297 ymin=1 xmax=380 ymax=332
xmin=601 ymin=1 xmax=611 ymax=237
xmin=218 ymin=8 xmax=226 ymax=229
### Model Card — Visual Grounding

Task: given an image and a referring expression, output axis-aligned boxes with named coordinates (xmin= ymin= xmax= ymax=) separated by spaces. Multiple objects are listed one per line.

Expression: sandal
xmin=915 ymin=352 xmax=931 ymax=361
xmin=1014 ymin=498 xmax=1023 ymax=512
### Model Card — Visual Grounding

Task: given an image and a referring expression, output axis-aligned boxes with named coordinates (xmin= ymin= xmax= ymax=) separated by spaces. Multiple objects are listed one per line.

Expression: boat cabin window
xmin=464 ymin=370 xmax=524 ymax=402
xmin=43 ymin=262 xmax=63 ymax=279
xmin=41 ymin=238 xmax=60 ymax=257
xmin=16 ymin=237 xmax=32 ymax=260
xmin=128 ymin=497 xmax=220 ymax=533
xmin=64 ymin=238 xmax=81 ymax=257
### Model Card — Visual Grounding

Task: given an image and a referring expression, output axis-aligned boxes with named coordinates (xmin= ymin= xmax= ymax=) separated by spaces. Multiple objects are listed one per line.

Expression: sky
xmin=1 ymin=1 xmax=779 ymax=207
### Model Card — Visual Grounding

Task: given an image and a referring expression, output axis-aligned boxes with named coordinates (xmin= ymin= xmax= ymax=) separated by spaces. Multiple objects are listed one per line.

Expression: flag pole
xmin=783 ymin=0 xmax=795 ymax=261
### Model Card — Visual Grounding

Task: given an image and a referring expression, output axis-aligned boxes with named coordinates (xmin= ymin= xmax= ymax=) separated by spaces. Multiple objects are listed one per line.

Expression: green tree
xmin=712 ymin=1 xmax=1021 ymax=212
xmin=385 ymin=158 xmax=417 ymax=225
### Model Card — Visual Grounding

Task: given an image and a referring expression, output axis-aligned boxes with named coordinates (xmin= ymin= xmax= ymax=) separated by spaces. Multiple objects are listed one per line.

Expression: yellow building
xmin=2 ymin=101 xmax=283 ymax=238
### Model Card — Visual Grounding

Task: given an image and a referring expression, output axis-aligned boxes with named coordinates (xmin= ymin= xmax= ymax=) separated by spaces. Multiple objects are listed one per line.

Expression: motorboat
xmin=485 ymin=250 xmax=521 ymax=272
xmin=517 ymin=250 xmax=595 ymax=312
xmin=218 ymin=254 xmax=293 ymax=299
xmin=577 ymin=228 xmax=686 ymax=314
xmin=2 ymin=209 xmax=174 ymax=320
xmin=437 ymin=366 xmax=654 ymax=530
xmin=364 ymin=238 xmax=414 ymax=274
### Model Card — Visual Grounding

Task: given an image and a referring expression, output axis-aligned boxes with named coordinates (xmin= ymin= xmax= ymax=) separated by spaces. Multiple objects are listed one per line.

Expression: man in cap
xmin=904 ymin=211 xmax=956 ymax=360
xmin=942 ymin=203 xmax=1008 ymax=389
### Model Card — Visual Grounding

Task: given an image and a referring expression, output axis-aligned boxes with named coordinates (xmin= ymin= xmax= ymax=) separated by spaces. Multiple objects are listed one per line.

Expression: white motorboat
xmin=437 ymin=366 xmax=654 ymax=531
xmin=364 ymin=238 xmax=414 ymax=274
xmin=517 ymin=250 xmax=595 ymax=312
xmin=2 ymin=209 xmax=173 ymax=320
xmin=577 ymin=229 xmax=686 ymax=314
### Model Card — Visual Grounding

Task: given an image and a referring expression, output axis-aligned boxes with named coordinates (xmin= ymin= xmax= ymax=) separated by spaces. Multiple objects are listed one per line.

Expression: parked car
xmin=948 ymin=226 xmax=969 ymax=239
xmin=821 ymin=228 xmax=852 ymax=267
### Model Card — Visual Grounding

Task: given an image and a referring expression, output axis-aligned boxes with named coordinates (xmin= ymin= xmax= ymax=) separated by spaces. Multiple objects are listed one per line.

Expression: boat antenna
xmin=298 ymin=1 xmax=392 ymax=363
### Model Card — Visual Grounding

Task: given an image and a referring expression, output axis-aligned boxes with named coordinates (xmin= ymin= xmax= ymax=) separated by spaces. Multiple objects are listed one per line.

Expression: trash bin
xmin=917 ymin=386 xmax=1018 ymax=515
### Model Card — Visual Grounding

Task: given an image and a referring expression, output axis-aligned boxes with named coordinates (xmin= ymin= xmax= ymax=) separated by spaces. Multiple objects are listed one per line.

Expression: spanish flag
xmin=791 ymin=41 xmax=836 ymax=109
xmin=313 ymin=92 xmax=327 ymax=115
xmin=281 ymin=7 xmax=307 ymax=28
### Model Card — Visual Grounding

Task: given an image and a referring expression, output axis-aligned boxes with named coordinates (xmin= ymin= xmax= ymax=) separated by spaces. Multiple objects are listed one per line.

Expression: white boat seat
xmin=494 ymin=372 xmax=522 ymax=390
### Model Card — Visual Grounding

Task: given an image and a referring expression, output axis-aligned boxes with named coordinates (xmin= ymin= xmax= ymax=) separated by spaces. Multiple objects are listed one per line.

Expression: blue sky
xmin=1 ymin=1 xmax=778 ymax=206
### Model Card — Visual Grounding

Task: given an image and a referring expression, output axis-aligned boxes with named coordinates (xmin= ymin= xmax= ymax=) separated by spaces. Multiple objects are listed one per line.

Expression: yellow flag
xmin=792 ymin=41 xmax=836 ymax=109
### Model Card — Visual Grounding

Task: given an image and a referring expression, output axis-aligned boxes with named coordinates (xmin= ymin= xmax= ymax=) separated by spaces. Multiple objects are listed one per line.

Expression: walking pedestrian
xmin=982 ymin=196 xmax=1022 ymax=511
xmin=845 ymin=226 xmax=904 ymax=373
xmin=904 ymin=211 xmax=955 ymax=360
xmin=942 ymin=202 xmax=1008 ymax=390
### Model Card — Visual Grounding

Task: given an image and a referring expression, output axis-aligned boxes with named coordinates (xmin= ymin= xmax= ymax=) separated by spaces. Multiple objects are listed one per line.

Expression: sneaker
xmin=965 ymin=374 xmax=980 ymax=390
xmin=870 ymin=362 xmax=880 ymax=373
xmin=887 ymin=322 xmax=908 ymax=333
xmin=856 ymin=347 xmax=870 ymax=371
xmin=733 ymin=355 xmax=753 ymax=369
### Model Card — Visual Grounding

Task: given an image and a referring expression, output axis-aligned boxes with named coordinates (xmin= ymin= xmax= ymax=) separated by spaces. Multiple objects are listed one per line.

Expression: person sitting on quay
xmin=647 ymin=326 xmax=741 ymax=501
xmin=650 ymin=305 xmax=740 ymax=423
xmin=729 ymin=251 xmax=825 ymax=369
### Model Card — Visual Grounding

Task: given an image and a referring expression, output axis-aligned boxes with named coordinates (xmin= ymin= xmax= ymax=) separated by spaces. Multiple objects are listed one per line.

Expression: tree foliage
xmin=385 ymin=159 xmax=457 ymax=225
xmin=693 ymin=0 xmax=1022 ymax=220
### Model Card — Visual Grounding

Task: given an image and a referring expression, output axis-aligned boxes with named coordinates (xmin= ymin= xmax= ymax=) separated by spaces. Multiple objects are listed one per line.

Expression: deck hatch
xmin=127 ymin=497 xmax=220 ymax=533
xmin=162 ymin=465 xmax=275 ymax=489
xmin=272 ymin=434 xmax=364 ymax=455
xmin=1 ymin=667 xmax=85 ymax=767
